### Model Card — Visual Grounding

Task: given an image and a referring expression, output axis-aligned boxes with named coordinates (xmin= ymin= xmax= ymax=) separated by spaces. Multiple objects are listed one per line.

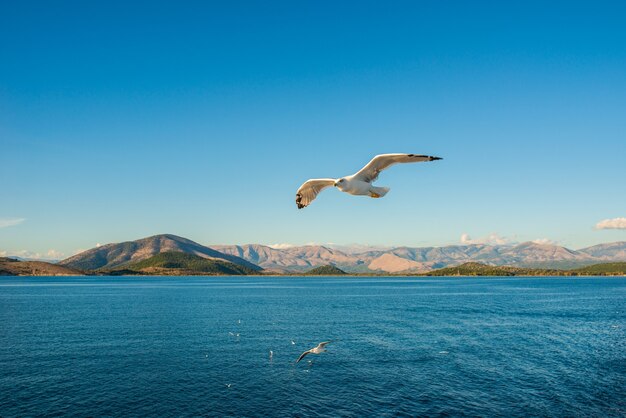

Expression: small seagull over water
xmin=296 ymin=341 xmax=332 ymax=363
xmin=295 ymin=153 xmax=442 ymax=209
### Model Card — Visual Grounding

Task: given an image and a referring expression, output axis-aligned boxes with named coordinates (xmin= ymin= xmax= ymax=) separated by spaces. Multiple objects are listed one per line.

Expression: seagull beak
xmin=334 ymin=182 xmax=338 ymax=187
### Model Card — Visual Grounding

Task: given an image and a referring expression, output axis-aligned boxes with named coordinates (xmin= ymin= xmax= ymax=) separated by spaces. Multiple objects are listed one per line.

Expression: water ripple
xmin=0 ymin=276 xmax=624 ymax=416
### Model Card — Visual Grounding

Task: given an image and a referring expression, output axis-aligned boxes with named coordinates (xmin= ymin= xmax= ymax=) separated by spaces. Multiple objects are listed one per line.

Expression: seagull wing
xmin=296 ymin=350 xmax=313 ymax=363
xmin=352 ymin=153 xmax=442 ymax=183
xmin=295 ymin=178 xmax=336 ymax=209
xmin=317 ymin=341 xmax=332 ymax=349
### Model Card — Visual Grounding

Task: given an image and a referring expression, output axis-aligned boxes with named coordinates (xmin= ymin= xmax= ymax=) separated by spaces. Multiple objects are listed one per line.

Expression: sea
xmin=0 ymin=276 xmax=624 ymax=417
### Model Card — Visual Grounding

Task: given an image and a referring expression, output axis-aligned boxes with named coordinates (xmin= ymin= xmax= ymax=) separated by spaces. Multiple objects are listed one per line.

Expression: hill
xmin=304 ymin=265 xmax=347 ymax=275
xmin=421 ymin=261 xmax=626 ymax=277
xmin=112 ymin=252 xmax=258 ymax=275
xmin=58 ymin=234 xmax=261 ymax=272
xmin=0 ymin=257 xmax=84 ymax=276
xmin=421 ymin=262 xmax=558 ymax=276
xmin=572 ymin=262 xmax=626 ymax=275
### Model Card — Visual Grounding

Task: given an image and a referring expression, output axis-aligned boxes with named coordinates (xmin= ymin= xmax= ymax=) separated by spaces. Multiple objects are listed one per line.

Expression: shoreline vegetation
xmin=2 ymin=256 xmax=625 ymax=277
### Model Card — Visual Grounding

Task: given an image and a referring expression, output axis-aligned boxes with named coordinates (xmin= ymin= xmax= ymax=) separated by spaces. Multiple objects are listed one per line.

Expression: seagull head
xmin=334 ymin=178 xmax=346 ymax=189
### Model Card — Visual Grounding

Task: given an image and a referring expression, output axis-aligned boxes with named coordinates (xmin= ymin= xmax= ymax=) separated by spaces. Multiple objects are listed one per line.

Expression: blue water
xmin=0 ymin=277 xmax=624 ymax=417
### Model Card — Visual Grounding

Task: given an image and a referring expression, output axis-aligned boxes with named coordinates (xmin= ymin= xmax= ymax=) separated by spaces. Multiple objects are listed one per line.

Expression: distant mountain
xmin=215 ymin=241 xmax=626 ymax=273
xmin=0 ymin=257 xmax=84 ymax=276
xmin=497 ymin=242 xmax=588 ymax=265
xmin=211 ymin=244 xmax=290 ymax=269
xmin=59 ymin=234 xmax=262 ymax=272
xmin=212 ymin=244 xmax=363 ymax=272
xmin=578 ymin=242 xmax=626 ymax=260
xmin=117 ymin=252 xmax=258 ymax=275
xmin=368 ymin=253 xmax=428 ymax=273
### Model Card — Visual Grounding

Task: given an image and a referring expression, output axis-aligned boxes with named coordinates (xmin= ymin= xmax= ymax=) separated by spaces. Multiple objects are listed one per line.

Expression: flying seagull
xmin=296 ymin=341 xmax=332 ymax=363
xmin=295 ymin=153 xmax=442 ymax=209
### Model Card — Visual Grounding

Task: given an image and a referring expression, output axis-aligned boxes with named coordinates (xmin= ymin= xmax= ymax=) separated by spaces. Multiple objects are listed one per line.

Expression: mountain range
xmin=213 ymin=241 xmax=626 ymax=273
xmin=52 ymin=234 xmax=626 ymax=274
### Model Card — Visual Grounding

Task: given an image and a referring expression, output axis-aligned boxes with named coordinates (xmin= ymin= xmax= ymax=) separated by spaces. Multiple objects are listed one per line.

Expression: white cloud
xmin=460 ymin=233 xmax=472 ymax=244
xmin=326 ymin=243 xmax=392 ymax=253
xmin=270 ymin=242 xmax=326 ymax=248
xmin=46 ymin=249 xmax=65 ymax=259
xmin=532 ymin=238 xmax=558 ymax=245
xmin=460 ymin=232 xmax=513 ymax=246
xmin=0 ymin=218 xmax=25 ymax=228
xmin=0 ymin=250 xmax=41 ymax=259
xmin=268 ymin=243 xmax=297 ymax=249
xmin=0 ymin=249 xmax=64 ymax=260
xmin=268 ymin=242 xmax=391 ymax=253
xmin=595 ymin=217 xmax=626 ymax=230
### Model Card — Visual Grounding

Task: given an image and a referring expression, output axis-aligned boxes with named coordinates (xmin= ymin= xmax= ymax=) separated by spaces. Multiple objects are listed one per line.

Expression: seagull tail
xmin=371 ymin=186 xmax=390 ymax=198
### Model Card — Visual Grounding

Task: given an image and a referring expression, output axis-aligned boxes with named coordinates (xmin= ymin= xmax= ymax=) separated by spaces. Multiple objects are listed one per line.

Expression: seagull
xmin=295 ymin=153 xmax=442 ymax=209
xmin=296 ymin=341 xmax=332 ymax=363
xmin=291 ymin=340 xmax=296 ymax=345
xmin=269 ymin=350 xmax=274 ymax=360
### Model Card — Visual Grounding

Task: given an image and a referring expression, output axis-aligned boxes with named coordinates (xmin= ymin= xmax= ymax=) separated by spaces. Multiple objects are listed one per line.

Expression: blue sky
xmin=1 ymin=1 xmax=625 ymax=258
